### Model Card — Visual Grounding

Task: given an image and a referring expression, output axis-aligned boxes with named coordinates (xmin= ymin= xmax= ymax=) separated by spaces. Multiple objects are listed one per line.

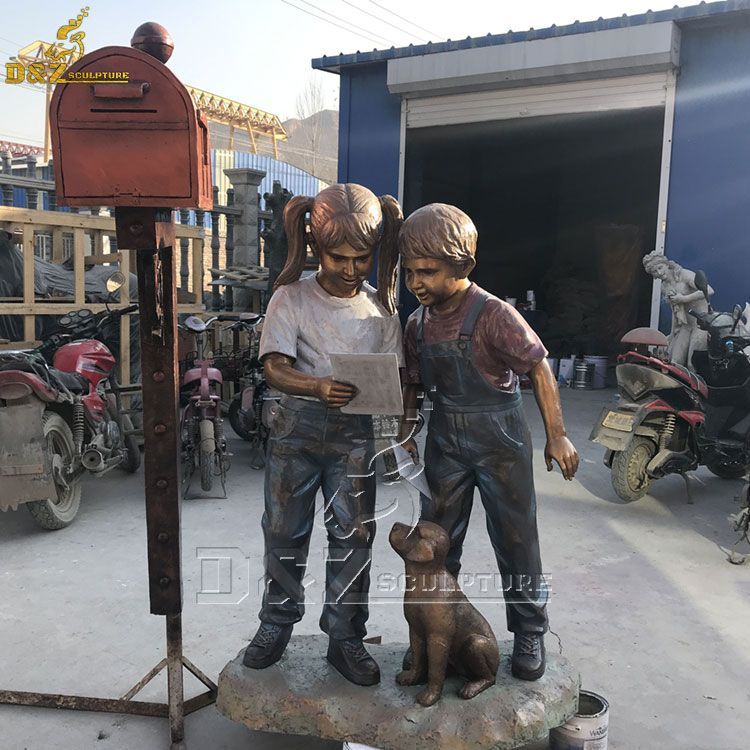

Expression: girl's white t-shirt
xmin=259 ymin=274 xmax=403 ymax=382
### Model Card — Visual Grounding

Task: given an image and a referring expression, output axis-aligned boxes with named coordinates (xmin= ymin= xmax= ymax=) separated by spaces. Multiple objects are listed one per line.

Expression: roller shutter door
xmin=405 ymin=73 xmax=668 ymax=129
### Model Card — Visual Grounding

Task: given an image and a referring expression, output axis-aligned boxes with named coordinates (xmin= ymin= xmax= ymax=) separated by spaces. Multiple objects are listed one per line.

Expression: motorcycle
xmin=225 ymin=313 xmax=278 ymax=469
xmin=590 ymin=271 xmax=750 ymax=502
xmin=0 ymin=280 xmax=141 ymax=529
xmin=179 ymin=314 xmax=234 ymax=498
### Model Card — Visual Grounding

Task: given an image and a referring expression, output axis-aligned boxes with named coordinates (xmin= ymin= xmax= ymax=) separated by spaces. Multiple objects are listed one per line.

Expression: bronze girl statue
xmin=243 ymin=183 xmax=403 ymax=687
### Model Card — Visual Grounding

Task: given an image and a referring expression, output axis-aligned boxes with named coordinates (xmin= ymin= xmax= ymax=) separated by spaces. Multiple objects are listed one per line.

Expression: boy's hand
xmin=315 ymin=377 xmax=358 ymax=407
xmin=401 ymin=436 xmax=419 ymax=464
xmin=545 ymin=436 xmax=579 ymax=480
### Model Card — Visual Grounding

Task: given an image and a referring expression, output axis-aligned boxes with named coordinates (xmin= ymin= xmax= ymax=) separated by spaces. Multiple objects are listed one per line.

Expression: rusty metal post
xmin=166 ymin=613 xmax=185 ymax=747
xmin=116 ymin=207 xmax=182 ymax=615
xmin=0 ymin=25 xmax=217 ymax=750
xmin=116 ymin=206 xmax=184 ymax=748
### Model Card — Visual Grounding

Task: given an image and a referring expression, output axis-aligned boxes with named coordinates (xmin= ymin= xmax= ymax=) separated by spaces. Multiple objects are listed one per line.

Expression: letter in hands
xmin=315 ymin=377 xmax=358 ymax=408
xmin=262 ymin=353 xmax=359 ymax=407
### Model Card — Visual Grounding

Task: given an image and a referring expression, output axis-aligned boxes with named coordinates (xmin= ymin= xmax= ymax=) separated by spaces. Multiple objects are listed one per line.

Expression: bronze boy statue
xmin=398 ymin=203 xmax=579 ymax=681
xmin=243 ymin=183 xmax=403 ymax=686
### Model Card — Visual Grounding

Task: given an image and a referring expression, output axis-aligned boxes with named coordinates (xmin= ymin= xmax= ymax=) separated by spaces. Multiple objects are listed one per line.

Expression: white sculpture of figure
xmin=738 ymin=303 xmax=750 ymax=358
xmin=642 ymin=251 xmax=714 ymax=367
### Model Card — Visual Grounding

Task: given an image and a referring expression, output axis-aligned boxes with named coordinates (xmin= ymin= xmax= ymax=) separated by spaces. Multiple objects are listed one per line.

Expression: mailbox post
xmin=0 ymin=24 xmax=214 ymax=750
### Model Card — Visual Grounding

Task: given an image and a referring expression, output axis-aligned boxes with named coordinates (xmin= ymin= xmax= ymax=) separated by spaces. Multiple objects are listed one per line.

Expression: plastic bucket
xmin=550 ymin=690 xmax=609 ymax=750
xmin=571 ymin=362 xmax=594 ymax=390
xmin=558 ymin=357 xmax=577 ymax=386
xmin=584 ymin=355 xmax=608 ymax=389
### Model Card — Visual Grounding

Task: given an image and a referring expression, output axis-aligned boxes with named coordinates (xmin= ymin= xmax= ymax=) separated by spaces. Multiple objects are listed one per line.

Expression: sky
xmin=0 ymin=0 xmax=686 ymax=147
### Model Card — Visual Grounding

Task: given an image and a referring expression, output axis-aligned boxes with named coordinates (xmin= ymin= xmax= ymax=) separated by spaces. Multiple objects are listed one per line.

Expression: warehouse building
xmin=313 ymin=0 xmax=750 ymax=353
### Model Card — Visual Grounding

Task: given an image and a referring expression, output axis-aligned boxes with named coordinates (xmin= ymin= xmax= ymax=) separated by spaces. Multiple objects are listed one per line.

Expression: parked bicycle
xmin=179 ymin=314 xmax=232 ymax=498
xmin=225 ymin=313 xmax=278 ymax=469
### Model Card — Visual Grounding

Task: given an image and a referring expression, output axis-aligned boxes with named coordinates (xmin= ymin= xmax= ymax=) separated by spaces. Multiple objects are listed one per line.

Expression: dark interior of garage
xmin=402 ymin=108 xmax=664 ymax=356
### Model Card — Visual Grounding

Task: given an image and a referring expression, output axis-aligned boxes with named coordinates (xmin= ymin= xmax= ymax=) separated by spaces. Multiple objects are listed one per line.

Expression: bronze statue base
xmin=217 ymin=635 xmax=579 ymax=750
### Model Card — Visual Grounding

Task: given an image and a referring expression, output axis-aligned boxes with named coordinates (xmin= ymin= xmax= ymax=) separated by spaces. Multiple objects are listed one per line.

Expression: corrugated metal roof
xmin=312 ymin=0 xmax=750 ymax=72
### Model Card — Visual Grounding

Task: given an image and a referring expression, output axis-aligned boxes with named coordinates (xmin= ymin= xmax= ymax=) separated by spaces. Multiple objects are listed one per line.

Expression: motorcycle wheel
xmin=611 ymin=436 xmax=657 ymax=502
xmin=248 ymin=429 xmax=267 ymax=471
xmin=199 ymin=448 xmax=213 ymax=491
xmin=705 ymin=460 xmax=750 ymax=480
xmin=228 ymin=394 xmax=251 ymax=441
xmin=198 ymin=418 xmax=215 ymax=492
xmin=120 ymin=415 xmax=141 ymax=474
xmin=27 ymin=412 xmax=82 ymax=530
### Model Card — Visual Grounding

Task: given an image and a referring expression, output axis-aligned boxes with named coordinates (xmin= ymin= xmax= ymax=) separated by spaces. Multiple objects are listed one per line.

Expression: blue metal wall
xmin=336 ymin=21 xmax=750 ymax=314
xmin=338 ymin=63 xmax=401 ymax=196
xmin=667 ymin=20 xmax=750 ymax=310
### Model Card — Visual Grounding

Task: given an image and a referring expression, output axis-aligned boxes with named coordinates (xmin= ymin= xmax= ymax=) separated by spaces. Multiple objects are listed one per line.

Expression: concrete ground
xmin=1 ymin=388 xmax=749 ymax=750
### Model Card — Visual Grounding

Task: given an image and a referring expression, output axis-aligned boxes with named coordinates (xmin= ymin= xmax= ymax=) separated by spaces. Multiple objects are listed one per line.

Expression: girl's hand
xmin=315 ymin=377 xmax=358 ymax=407
xmin=401 ymin=436 xmax=419 ymax=463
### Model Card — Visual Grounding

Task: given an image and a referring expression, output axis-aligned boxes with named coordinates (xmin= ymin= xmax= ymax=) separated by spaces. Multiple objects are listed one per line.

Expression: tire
xmin=198 ymin=418 xmax=215 ymax=492
xmin=26 ymin=412 xmax=82 ymax=530
xmin=199 ymin=448 xmax=213 ymax=492
xmin=611 ymin=436 xmax=657 ymax=502
xmin=228 ymin=395 xmax=251 ymax=441
xmin=706 ymin=460 xmax=750 ymax=480
xmin=120 ymin=415 xmax=141 ymax=474
xmin=106 ymin=397 xmax=140 ymax=474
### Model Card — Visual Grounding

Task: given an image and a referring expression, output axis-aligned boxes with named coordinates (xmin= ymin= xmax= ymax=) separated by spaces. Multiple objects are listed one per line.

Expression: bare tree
xmin=295 ymin=75 xmax=325 ymax=177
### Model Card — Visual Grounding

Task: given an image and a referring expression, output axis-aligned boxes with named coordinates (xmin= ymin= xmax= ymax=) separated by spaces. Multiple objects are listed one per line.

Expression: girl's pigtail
xmin=376 ymin=194 xmax=403 ymax=315
xmin=275 ymin=195 xmax=315 ymax=290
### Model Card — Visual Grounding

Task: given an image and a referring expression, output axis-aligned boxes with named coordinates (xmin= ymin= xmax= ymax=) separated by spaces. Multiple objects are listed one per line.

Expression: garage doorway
xmin=401 ymin=107 xmax=664 ymax=355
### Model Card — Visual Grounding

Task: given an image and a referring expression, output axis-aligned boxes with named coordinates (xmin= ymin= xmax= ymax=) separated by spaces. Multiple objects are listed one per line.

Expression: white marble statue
xmin=738 ymin=303 xmax=750 ymax=358
xmin=642 ymin=251 xmax=714 ymax=367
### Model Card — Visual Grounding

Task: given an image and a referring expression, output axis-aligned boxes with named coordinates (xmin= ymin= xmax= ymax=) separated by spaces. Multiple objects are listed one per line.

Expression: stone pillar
xmin=25 ymin=155 xmax=38 ymax=210
xmin=223 ymin=168 xmax=266 ymax=310
xmin=210 ymin=186 xmax=221 ymax=311
xmin=1 ymin=152 xmax=13 ymax=206
xmin=179 ymin=209 xmax=190 ymax=292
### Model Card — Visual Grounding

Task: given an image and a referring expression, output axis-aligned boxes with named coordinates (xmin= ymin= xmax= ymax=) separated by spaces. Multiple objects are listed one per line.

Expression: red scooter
xmin=0 ymin=300 xmax=141 ymax=529
xmin=590 ymin=271 xmax=750 ymax=501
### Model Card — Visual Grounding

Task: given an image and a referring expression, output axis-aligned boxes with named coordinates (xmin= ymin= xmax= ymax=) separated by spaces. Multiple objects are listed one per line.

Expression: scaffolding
xmin=186 ymin=86 xmax=287 ymax=158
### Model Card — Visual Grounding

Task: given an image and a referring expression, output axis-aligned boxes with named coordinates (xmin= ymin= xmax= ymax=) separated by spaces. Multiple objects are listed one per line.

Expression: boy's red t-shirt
xmin=403 ymin=283 xmax=548 ymax=393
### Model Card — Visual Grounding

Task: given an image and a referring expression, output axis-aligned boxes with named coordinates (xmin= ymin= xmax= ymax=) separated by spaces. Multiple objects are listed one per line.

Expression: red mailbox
xmin=50 ymin=45 xmax=212 ymax=209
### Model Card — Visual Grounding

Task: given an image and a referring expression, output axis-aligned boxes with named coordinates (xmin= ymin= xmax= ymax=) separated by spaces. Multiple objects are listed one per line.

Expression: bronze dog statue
xmin=389 ymin=521 xmax=500 ymax=706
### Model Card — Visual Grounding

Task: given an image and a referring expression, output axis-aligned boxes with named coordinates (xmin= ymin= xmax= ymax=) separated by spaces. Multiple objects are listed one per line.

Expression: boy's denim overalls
xmin=416 ymin=291 xmax=548 ymax=634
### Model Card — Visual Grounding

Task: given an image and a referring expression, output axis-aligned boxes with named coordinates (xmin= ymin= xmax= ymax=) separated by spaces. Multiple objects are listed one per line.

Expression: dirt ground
xmin=1 ymin=388 xmax=749 ymax=749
